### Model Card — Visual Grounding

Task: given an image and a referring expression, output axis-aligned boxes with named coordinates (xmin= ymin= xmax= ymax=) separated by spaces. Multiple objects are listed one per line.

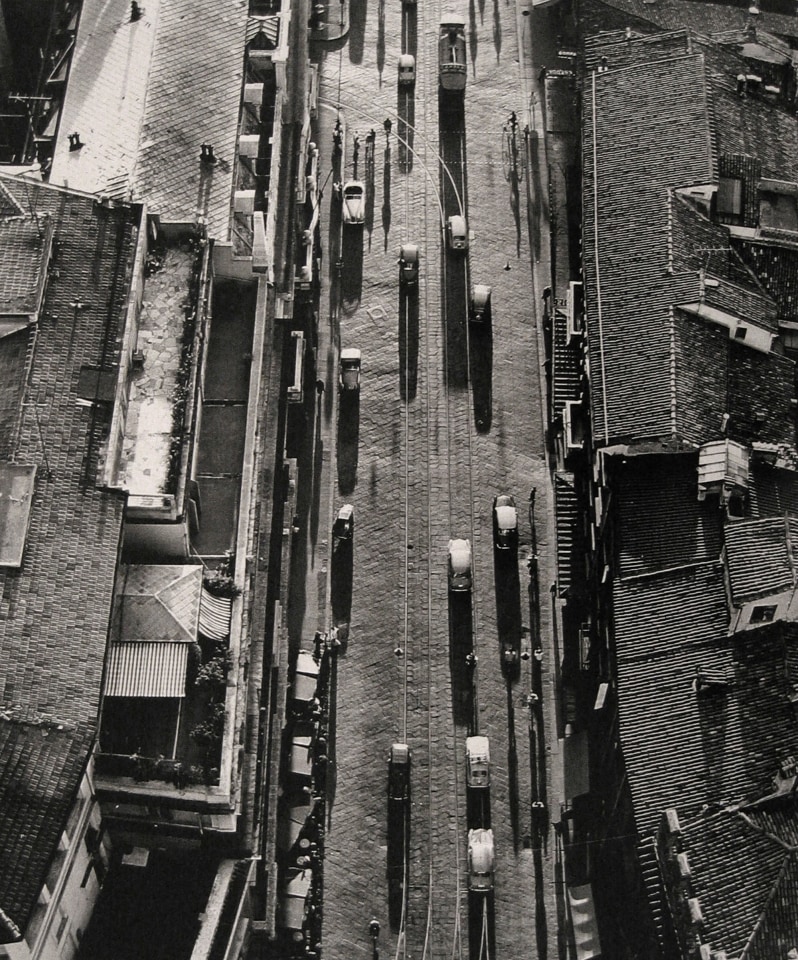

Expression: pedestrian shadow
xmin=493 ymin=0 xmax=501 ymax=61
xmin=510 ymin=160 xmax=522 ymax=258
xmin=365 ymin=144 xmax=376 ymax=248
xmin=377 ymin=0 xmax=385 ymax=83
xmin=528 ymin=130 xmax=543 ymax=264
xmin=382 ymin=144 xmax=392 ymax=251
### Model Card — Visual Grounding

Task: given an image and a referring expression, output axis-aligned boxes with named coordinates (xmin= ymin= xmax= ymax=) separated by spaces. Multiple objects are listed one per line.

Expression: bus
xmin=438 ymin=15 xmax=466 ymax=92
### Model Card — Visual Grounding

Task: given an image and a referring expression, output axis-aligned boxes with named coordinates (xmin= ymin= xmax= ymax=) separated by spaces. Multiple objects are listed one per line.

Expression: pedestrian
xmin=394 ymin=646 xmax=403 ymax=657
xmin=466 ymin=652 xmax=477 ymax=670
xmin=369 ymin=918 xmax=380 ymax=940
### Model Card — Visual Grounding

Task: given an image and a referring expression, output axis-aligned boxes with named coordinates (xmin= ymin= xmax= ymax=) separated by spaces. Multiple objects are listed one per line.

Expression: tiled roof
xmin=724 ymin=517 xmax=798 ymax=604
xmin=673 ymin=310 xmax=796 ymax=451
xmin=675 ymin=806 xmax=797 ymax=959
xmin=749 ymin=461 xmax=798 ymax=518
xmin=112 ymin=564 xmax=202 ymax=643
xmin=0 ymin=173 xmax=132 ymax=938
xmin=582 ymin=50 xmax=712 ymax=444
xmin=612 ymin=564 xmax=798 ymax=832
xmin=0 ymin=720 xmax=95 ymax=933
xmin=580 ymin=0 xmax=798 ymax=46
xmin=0 ymin=219 xmax=52 ymax=316
xmin=48 ymin=0 xmax=163 ymax=198
xmin=133 ymin=0 xmax=248 ymax=238
xmin=582 ymin=33 xmax=798 ymax=450
xmin=0 ymin=328 xmax=29 ymax=458
xmin=610 ymin=452 xmax=723 ymax=577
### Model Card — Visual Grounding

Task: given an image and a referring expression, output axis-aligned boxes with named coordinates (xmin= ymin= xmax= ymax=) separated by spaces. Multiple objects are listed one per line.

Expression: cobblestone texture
xmin=296 ymin=2 xmax=565 ymax=959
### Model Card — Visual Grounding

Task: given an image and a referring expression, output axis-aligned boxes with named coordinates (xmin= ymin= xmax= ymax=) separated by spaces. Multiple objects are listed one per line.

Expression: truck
xmin=438 ymin=15 xmax=466 ymax=92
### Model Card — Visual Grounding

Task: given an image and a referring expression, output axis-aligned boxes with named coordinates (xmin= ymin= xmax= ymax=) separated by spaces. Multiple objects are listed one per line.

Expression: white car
xmin=447 ymin=538 xmax=472 ymax=591
xmin=446 ymin=214 xmax=468 ymax=251
xmin=342 ymin=180 xmax=366 ymax=224
xmin=492 ymin=495 xmax=518 ymax=550
xmin=468 ymin=828 xmax=495 ymax=892
xmin=339 ymin=348 xmax=362 ymax=392
xmin=398 ymin=54 xmax=416 ymax=86
xmin=465 ymin=735 xmax=490 ymax=789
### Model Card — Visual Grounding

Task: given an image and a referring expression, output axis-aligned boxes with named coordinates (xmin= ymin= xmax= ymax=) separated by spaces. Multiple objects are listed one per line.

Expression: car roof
xmin=448 ymin=214 xmax=466 ymax=231
xmin=473 ymin=284 xmax=491 ymax=304
xmin=468 ymin=828 xmax=495 ymax=870
xmin=495 ymin=504 xmax=517 ymax=527
xmin=466 ymin=735 xmax=490 ymax=757
xmin=340 ymin=348 xmax=361 ymax=362
xmin=448 ymin=538 xmax=471 ymax=573
xmin=390 ymin=742 xmax=410 ymax=763
xmin=401 ymin=243 xmax=419 ymax=260
xmin=399 ymin=53 xmax=415 ymax=66
xmin=337 ymin=503 xmax=354 ymax=519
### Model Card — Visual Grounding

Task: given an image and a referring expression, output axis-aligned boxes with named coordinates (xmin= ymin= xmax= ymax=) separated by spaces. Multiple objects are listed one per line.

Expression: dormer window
xmin=750 ymin=603 xmax=777 ymax=624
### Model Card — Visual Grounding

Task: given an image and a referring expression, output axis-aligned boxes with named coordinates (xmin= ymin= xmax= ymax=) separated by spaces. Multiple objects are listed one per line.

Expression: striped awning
xmin=199 ymin=587 xmax=232 ymax=641
xmin=105 ymin=642 xmax=188 ymax=698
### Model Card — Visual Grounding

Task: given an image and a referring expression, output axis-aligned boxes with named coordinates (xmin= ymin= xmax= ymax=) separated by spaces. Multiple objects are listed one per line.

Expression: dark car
xmin=492 ymin=495 xmax=518 ymax=551
xmin=388 ymin=742 xmax=411 ymax=801
xmin=399 ymin=243 xmax=419 ymax=286
xmin=470 ymin=285 xmax=492 ymax=324
xmin=333 ymin=503 xmax=354 ymax=540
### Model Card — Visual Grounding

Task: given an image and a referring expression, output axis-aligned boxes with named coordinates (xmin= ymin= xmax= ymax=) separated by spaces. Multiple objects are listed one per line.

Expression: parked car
xmin=388 ymin=742 xmax=411 ymax=801
xmin=446 ymin=214 xmax=468 ymax=251
xmin=339 ymin=348 xmax=362 ymax=392
xmin=291 ymin=650 xmax=320 ymax=711
xmin=447 ymin=538 xmax=472 ymax=591
xmin=399 ymin=243 xmax=420 ymax=286
xmin=342 ymin=180 xmax=366 ymax=224
xmin=467 ymin=828 xmax=495 ymax=892
xmin=333 ymin=503 xmax=354 ymax=540
xmin=465 ymin=735 xmax=490 ymax=789
xmin=398 ymin=54 xmax=416 ymax=86
xmin=492 ymin=495 xmax=518 ymax=550
xmin=470 ymin=284 xmax=492 ymax=323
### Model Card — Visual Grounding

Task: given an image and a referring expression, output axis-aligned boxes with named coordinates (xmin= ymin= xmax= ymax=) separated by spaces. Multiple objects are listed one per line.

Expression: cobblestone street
xmin=291 ymin=1 xmax=571 ymax=958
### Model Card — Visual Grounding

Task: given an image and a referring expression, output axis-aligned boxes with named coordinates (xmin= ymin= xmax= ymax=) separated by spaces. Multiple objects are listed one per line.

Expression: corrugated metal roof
xmin=105 ymin=642 xmax=188 ymax=698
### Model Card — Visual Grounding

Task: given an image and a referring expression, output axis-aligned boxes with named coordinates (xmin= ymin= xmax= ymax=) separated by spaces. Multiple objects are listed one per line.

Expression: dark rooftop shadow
xmin=337 ymin=392 xmax=360 ymax=494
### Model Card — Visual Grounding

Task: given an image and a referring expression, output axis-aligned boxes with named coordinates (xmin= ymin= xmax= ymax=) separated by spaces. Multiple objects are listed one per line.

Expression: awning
xmin=199 ymin=586 xmax=232 ymax=640
xmin=568 ymin=884 xmax=602 ymax=960
xmin=278 ymin=869 xmax=312 ymax=930
xmin=105 ymin=642 xmax=188 ymax=698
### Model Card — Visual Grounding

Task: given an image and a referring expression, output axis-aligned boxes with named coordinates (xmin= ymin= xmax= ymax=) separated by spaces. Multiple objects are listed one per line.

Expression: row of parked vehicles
xmin=447 ymin=495 xmax=519 ymax=591
xmin=387 ymin=736 xmax=495 ymax=893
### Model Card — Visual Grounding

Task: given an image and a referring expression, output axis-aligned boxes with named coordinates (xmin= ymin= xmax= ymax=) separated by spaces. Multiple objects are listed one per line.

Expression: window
xmin=750 ymin=604 xmax=777 ymax=624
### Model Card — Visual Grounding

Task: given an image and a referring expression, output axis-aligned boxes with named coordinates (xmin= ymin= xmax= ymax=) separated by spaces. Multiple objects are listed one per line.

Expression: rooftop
xmin=49 ymin=0 xmax=247 ymax=238
xmin=0 ymin=173 xmax=134 ymax=939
